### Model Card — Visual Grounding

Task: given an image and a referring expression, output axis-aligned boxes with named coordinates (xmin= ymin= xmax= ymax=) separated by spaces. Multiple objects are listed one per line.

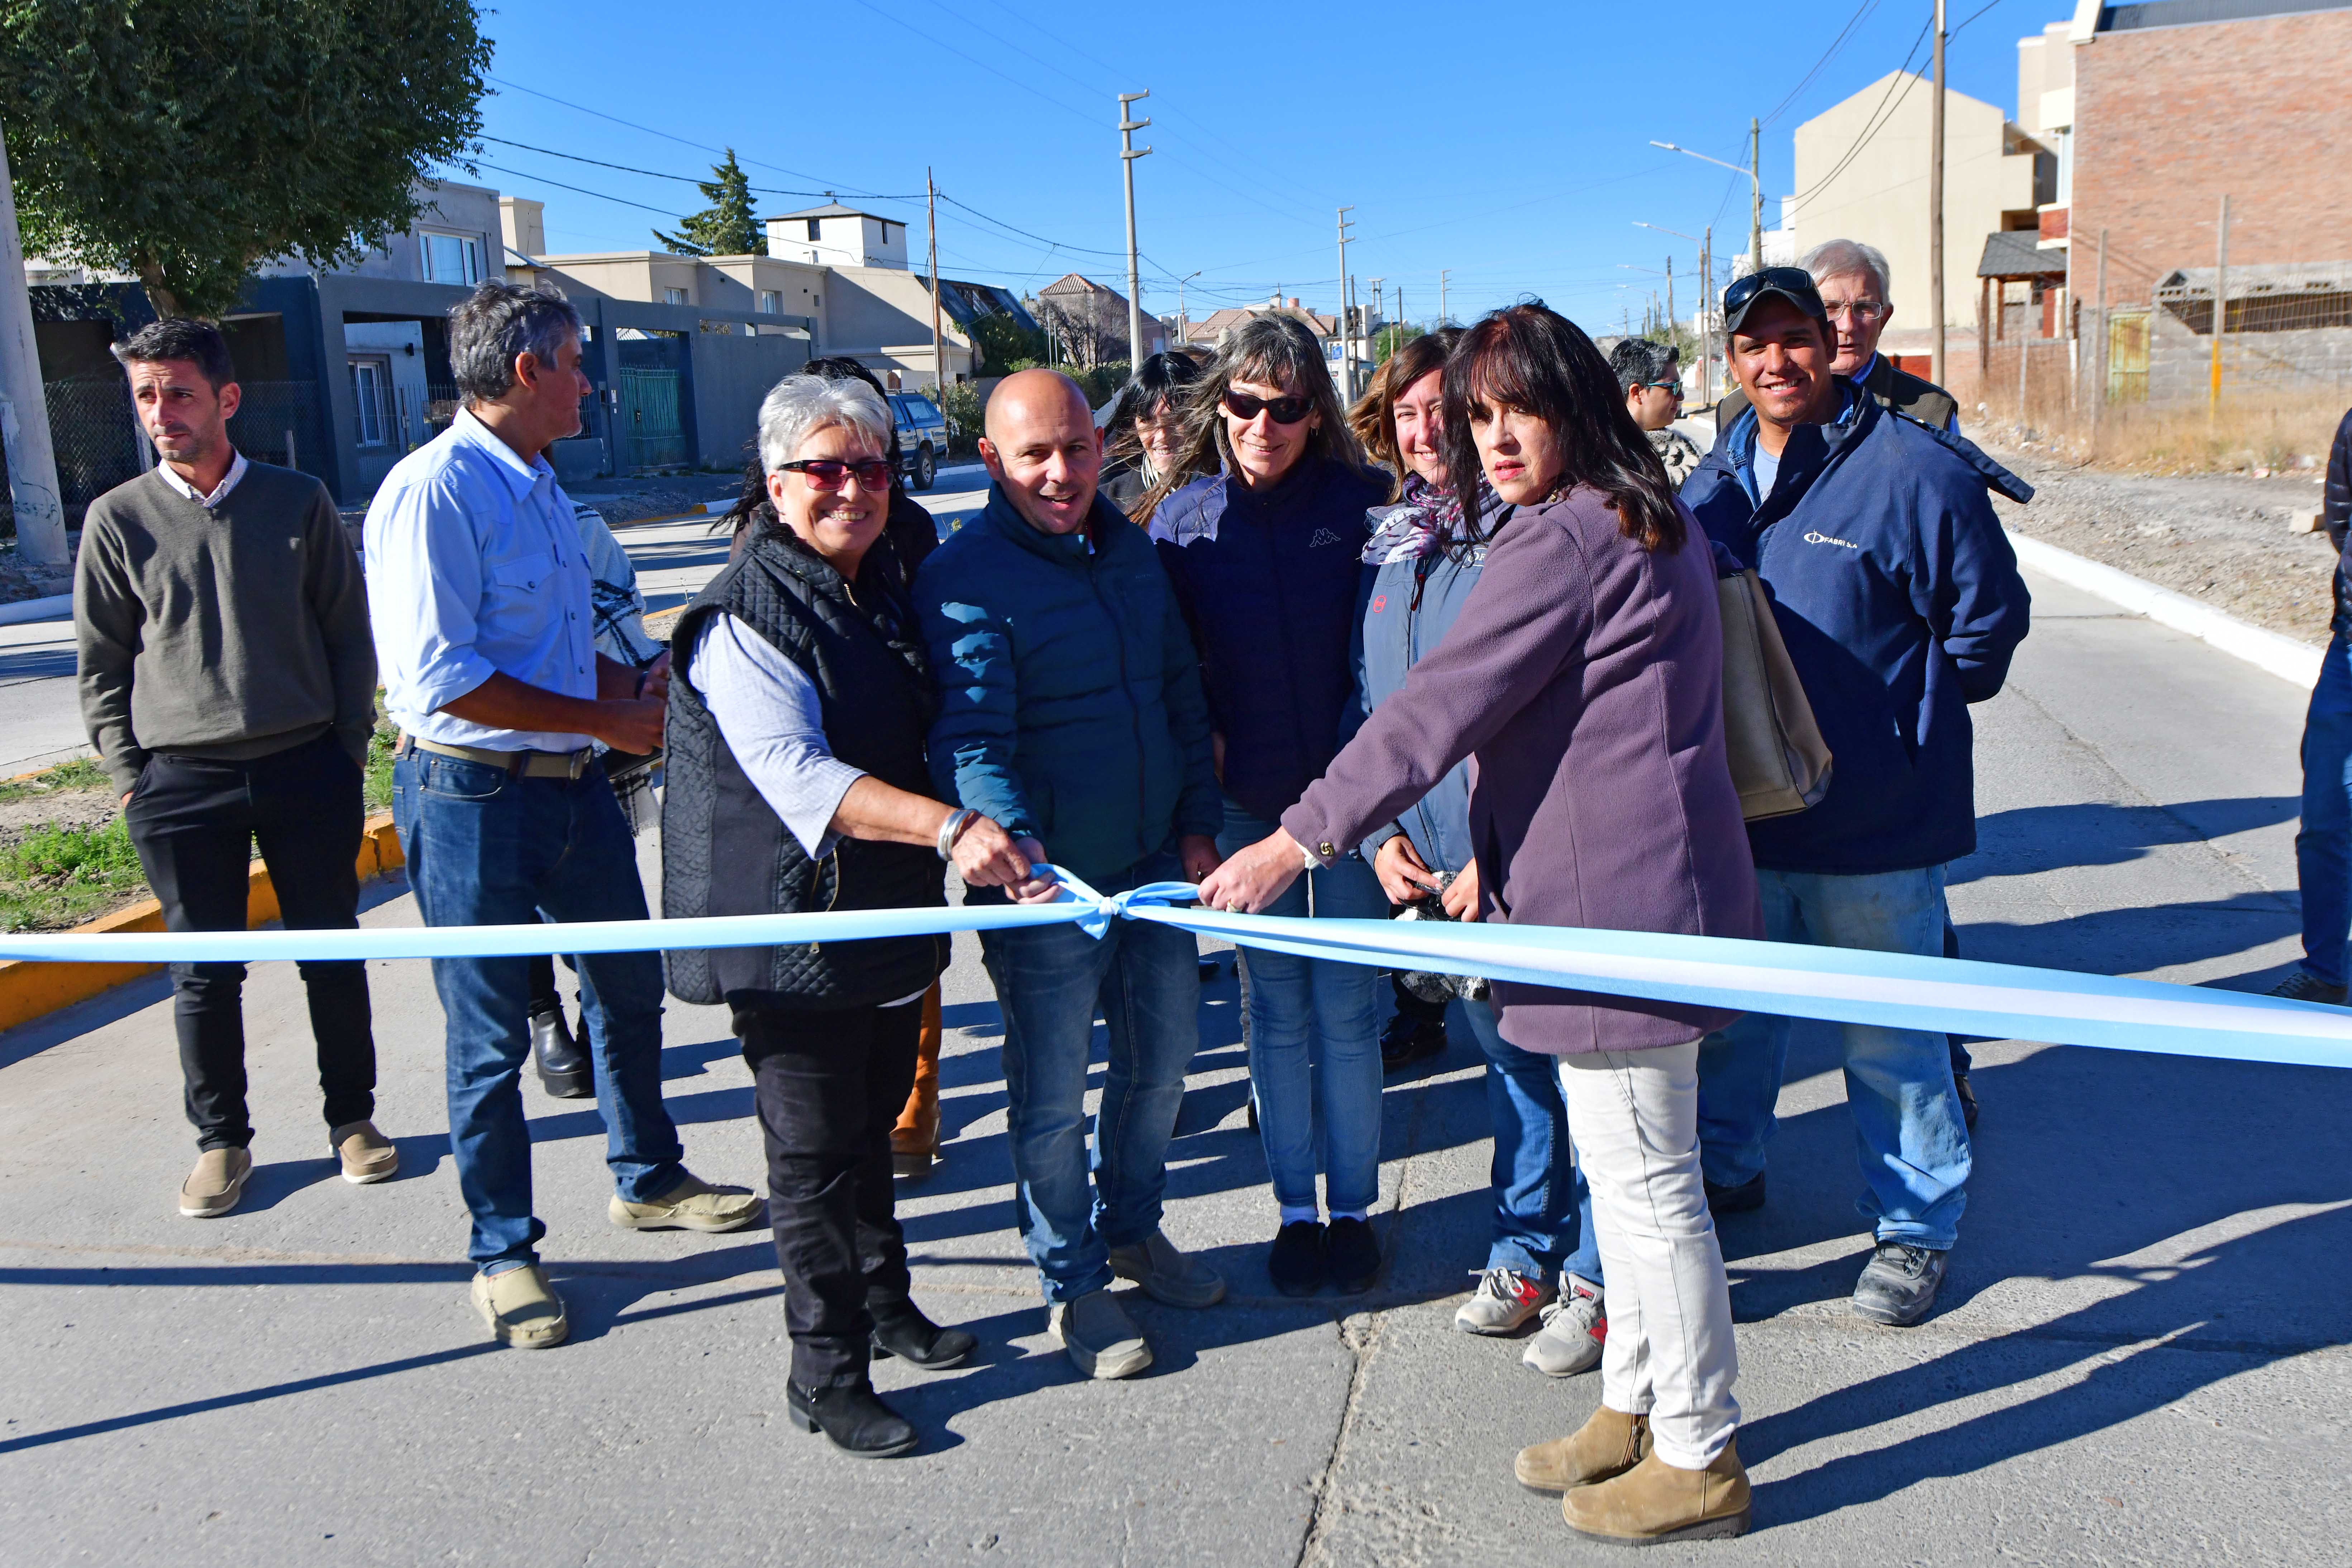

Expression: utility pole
xmin=1665 ymin=255 xmax=1675 ymax=342
xmin=1176 ymin=270 xmax=1200 ymax=346
xmin=1366 ymin=275 xmax=1384 ymax=364
xmin=0 ymin=123 xmax=65 ymax=566
xmin=1930 ymin=0 xmax=1948 ymax=388
xmin=926 ymin=168 xmax=944 ymax=391
xmin=1749 ymin=118 xmax=1764 ymax=271
xmin=1118 ymin=91 xmax=1153 ymax=368
xmin=2092 ymin=226 xmax=2110 ymax=441
xmin=1335 ymin=205 xmax=1355 ymax=398
xmin=2211 ymin=194 xmax=2231 ymax=418
xmin=1438 ymin=268 xmax=1449 ymax=326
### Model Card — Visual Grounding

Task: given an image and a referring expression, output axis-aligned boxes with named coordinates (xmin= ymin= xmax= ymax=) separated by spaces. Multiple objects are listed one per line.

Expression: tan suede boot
xmin=1560 ymin=1439 xmax=1752 ymax=1544
xmin=1513 ymin=1406 xmax=1651 ymax=1495
xmin=892 ymin=985 xmax=943 ymax=1179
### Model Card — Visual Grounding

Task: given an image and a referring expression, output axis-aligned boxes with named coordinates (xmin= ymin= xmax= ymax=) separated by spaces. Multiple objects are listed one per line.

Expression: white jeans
xmin=1556 ymin=1043 xmax=1740 ymax=1468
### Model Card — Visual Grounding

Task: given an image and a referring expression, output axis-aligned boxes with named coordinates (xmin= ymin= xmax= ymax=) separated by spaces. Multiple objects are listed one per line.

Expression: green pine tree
xmin=653 ymin=149 xmax=764 ymax=257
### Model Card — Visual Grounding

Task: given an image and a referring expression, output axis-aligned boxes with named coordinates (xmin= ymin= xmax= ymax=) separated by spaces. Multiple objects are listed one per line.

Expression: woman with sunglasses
xmin=1201 ymin=305 xmax=1762 ymax=1545
xmin=662 ymin=373 xmax=1035 ymax=1458
xmin=1347 ymin=329 xmax=1610 ymax=1375
xmin=1143 ymin=313 xmax=1391 ymax=1297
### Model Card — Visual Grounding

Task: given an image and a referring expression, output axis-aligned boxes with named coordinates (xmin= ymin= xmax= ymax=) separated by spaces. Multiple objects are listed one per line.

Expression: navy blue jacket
xmin=914 ymin=487 xmax=1221 ymax=886
xmin=1681 ymin=387 xmax=2033 ymax=874
xmin=1154 ymin=456 xmax=1389 ymax=823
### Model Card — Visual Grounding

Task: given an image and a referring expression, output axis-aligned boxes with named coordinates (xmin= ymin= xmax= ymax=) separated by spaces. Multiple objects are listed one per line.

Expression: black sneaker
xmin=1325 ymin=1217 xmax=1381 ymax=1295
xmin=1703 ymin=1171 xmax=1766 ymax=1214
xmin=1268 ymin=1220 xmax=1326 ymax=1296
xmin=1851 ymin=1240 xmax=1950 ymax=1326
xmin=1379 ymin=1013 xmax=1447 ymax=1073
xmin=2270 ymin=970 xmax=2349 ymax=1006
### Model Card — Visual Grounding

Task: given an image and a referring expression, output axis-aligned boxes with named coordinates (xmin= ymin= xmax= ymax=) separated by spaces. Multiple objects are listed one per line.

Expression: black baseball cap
xmin=1722 ymin=267 xmax=1828 ymax=334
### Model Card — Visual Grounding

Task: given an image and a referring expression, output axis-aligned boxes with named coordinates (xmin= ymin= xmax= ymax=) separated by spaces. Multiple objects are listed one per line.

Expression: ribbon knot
xmin=1039 ymin=867 xmax=1201 ymax=939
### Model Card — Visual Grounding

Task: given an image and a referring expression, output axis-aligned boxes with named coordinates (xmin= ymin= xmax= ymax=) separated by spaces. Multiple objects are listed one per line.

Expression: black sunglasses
xmin=1723 ymin=266 xmax=1822 ymax=315
xmin=1221 ymin=388 xmax=1313 ymax=425
xmin=776 ymin=457 xmax=894 ymax=490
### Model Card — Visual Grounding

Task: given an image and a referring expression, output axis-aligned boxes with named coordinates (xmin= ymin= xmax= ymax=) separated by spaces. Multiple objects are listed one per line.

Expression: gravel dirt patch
xmin=1984 ymin=446 xmax=2338 ymax=647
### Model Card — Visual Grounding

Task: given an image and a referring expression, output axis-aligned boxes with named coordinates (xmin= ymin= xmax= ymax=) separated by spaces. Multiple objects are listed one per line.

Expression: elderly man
xmin=1715 ymin=239 xmax=1959 ymax=432
xmin=1681 ymin=270 xmax=2030 ymax=1328
xmin=77 ymin=318 xmax=387 ymax=1218
xmin=913 ymin=368 xmax=1226 ymax=1381
xmin=366 ymin=282 xmax=760 ymax=1351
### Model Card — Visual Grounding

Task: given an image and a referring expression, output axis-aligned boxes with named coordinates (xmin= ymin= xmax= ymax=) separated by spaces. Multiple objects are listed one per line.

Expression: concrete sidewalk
xmin=0 ymin=566 xmax=2343 ymax=1565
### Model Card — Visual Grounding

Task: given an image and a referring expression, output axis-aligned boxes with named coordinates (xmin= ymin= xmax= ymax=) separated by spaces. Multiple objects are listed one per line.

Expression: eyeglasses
xmin=1640 ymin=380 xmax=1684 ymax=396
xmin=1822 ymin=300 xmax=1890 ymax=323
xmin=1220 ymin=388 xmax=1313 ymax=425
xmin=1722 ymin=266 xmax=1822 ymax=315
xmin=776 ymin=457 xmax=893 ymax=490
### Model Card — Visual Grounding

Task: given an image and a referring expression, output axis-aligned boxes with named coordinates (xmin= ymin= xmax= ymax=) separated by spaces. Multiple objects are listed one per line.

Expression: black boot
xmin=786 ymin=1379 xmax=920 ymax=1458
xmin=530 ymin=1005 xmax=593 ymax=1098
xmin=870 ymin=1302 xmax=977 ymax=1369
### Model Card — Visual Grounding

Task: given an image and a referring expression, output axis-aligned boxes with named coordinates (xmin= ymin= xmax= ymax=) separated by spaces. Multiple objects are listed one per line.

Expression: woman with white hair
xmin=660 ymin=372 xmax=1035 ymax=1458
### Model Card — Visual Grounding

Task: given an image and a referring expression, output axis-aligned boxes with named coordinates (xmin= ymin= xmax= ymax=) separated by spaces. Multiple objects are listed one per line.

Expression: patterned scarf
xmin=1361 ymin=474 xmax=1469 ymax=565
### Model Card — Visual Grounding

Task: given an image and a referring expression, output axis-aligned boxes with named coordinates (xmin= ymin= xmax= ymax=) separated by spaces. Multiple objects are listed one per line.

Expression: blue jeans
xmin=392 ymin=751 xmax=685 ymax=1273
xmin=1220 ymin=805 xmax=1387 ymax=1219
xmin=977 ymin=853 xmax=1201 ymax=1304
xmin=1694 ymin=864 xmax=1972 ymax=1251
xmin=2298 ymin=631 xmax=2352 ymax=986
xmin=1459 ymin=999 xmax=1602 ymax=1286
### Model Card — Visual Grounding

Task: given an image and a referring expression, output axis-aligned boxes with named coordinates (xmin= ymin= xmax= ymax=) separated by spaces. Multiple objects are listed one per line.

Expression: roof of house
xmin=1192 ymin=303 xmax=1338 ymax=339
xmin=1039 ymin=272 xmax=1122 ymax=299
xmin=766 ymin=202 xmax=889 ymax=224
xmin=2099 ymin=0 xmax=2352 ymax=33
xmin=1977 ymin=230 xmax=2069 ymax=279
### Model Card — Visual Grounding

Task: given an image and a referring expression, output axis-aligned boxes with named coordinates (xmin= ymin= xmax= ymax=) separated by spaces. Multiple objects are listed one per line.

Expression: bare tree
xmin=1037 ymin=290 xmax=1127 ymax=367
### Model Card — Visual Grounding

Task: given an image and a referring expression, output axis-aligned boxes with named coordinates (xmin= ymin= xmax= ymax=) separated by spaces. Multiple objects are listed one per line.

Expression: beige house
xmin=1790 ymin=73 xmax=2053 ymax=336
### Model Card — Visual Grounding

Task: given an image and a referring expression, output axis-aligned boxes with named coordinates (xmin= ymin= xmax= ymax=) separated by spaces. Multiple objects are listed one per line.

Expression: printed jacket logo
xmin=1803 ymin=529 xmax=1860 ymax=549
xmin=1307 ymin=528 xmax=1342 ymax=549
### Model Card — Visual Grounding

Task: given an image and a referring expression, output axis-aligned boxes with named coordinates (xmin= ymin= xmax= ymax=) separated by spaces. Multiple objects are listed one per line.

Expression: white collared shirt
xmin=155 ymin=449 xmax=249 ymax=509
xmin=362 ymin=408 xmax=597 ymax=752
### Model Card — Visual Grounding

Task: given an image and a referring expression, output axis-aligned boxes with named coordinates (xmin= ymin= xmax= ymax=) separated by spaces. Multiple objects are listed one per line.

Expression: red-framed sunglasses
xmin=776 ymin=457 xmax=893 ymax=490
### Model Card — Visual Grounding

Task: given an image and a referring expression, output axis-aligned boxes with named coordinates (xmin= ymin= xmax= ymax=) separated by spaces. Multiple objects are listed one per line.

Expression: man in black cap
xmin=1678 ymin=268 xmax=2032 ymax=1329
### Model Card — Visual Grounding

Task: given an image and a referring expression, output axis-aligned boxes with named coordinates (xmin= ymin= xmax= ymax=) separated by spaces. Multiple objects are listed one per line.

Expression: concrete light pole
xmin=1175 ymin=270 xmax=1200 ymax=346
xmin=1652 ymin=137 xmax=1762 ymax=274
xmin=1118 ymin=92 xmax=1153 ymax=368
xmin=1438 ymin=268 xmax=1448 ymax=326
xmin=1930 ymin=0 xmax=1948 ymax=387
xmin=0 ymin=123 xmax=66 ymax=566
xmin=1335 ymin=205 xmax=1355 ymax=398
xmin=1366 ymin=275 xmax=1384 ymax=366
xmin=926 ymin=168 xmax=944 ymax=392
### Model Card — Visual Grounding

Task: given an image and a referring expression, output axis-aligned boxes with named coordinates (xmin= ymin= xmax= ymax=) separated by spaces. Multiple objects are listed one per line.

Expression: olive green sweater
xmin=75 ymin=462 xmax=376 ymax=795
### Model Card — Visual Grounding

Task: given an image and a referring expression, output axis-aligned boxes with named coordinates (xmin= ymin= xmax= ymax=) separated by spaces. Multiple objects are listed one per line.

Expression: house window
xmin=420 ymin=231 xmax=482 ymax=285
xmin=664 ymin=287 xmax=688 ymax=305
xmin=349 ymin=358 xmax=392 ymax=447
xmin=881 ymin=223 xmax=893 ymax=245
xmin=806 ymin=219 xmax=821 ymax=241
xmin=759 ymin=290 xmax=780 ymax=314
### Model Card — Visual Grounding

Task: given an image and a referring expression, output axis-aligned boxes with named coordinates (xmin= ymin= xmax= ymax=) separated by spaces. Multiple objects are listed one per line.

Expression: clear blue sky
xmin=448 ymin=0 xmax=2051 ymax=334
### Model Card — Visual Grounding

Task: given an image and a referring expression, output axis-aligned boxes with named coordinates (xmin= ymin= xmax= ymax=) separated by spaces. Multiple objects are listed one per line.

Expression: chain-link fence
xmin=17 ymin=379 xmax=332 ymax=525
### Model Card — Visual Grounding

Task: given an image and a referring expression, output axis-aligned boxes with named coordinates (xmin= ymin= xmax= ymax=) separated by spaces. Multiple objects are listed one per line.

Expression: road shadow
xmin=1952 ymin=796 xmax=2298 ymax=885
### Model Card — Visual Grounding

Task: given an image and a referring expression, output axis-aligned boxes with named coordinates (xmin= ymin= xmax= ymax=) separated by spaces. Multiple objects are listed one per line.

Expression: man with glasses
xmin=1715 ymin=239 xmax=1960 ymax=434
xmin=1680 ymin=269 xmax=2030 ymax=1329
xmin=1609 ymin=338 xmax=1703 ymax=483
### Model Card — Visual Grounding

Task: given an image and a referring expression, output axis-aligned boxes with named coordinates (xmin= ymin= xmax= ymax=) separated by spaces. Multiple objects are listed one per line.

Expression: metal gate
xmin=2107 ymin=310 xmax=2150 ymax=405
xmin=617 ymin=369 xmax=686 ymax=470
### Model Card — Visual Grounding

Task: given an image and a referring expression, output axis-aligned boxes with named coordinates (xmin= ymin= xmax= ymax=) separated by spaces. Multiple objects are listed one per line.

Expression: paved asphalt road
xmin=1 ymin=563 xmax=2343 ymax=1565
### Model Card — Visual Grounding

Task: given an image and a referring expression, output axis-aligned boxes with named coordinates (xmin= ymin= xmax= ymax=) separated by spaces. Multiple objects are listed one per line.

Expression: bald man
xmin=912 ymin=369 xmax=1227 ymax=1380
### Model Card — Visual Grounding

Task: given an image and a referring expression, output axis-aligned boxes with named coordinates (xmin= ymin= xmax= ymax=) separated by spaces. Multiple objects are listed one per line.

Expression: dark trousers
xmin=123 ymin=730 xmax=374 ymax=1151
xmin=738 ymin=1000 xmax=922 ymax=1388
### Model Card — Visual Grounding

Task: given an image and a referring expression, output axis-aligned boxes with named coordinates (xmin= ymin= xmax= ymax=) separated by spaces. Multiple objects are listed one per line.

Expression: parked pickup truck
xmin=889 ymin=391 xmax=948 ymax=491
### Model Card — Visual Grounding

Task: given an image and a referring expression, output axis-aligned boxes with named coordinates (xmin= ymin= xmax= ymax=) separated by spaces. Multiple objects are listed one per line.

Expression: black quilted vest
xmin=661 ymin=529 xmax=946 ymax=1010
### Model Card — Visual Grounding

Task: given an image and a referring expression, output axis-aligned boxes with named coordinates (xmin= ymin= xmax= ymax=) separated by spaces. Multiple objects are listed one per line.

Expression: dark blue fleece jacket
xmin=1153 ymin=456 xmax=1389 ymax=823
xmin=1681 ymin=387 xmax=2033 ymax=874
xmin=914 ymin=487 xmax=1221 ymax=886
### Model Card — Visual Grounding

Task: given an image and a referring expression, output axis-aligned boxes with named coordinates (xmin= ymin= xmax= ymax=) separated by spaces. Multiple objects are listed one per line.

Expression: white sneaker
xmin=1523 ymin=1274 xmax=1606 ymax=1376
xmin=1454 ymin=1266 xmax=1550 ymax=1335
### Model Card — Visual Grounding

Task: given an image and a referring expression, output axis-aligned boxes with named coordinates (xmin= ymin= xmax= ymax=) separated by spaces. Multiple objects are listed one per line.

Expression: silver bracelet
xmin=936 ymin=808 xmax=978 ymax=862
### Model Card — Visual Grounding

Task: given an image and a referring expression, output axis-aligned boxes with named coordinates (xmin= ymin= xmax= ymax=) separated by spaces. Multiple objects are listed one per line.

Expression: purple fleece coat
xmin=1280 ymin=486 xmax=1763 ymax=1055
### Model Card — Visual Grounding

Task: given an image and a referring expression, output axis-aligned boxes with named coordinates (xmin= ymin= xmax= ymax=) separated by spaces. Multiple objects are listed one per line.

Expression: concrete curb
xmin=0 ymin=593 xmax=73 ymax=628
xmin=0 ymin=813 xmax=405 ymax=1033
xmin=2005 ymin=527 xmax=2325 ymax=691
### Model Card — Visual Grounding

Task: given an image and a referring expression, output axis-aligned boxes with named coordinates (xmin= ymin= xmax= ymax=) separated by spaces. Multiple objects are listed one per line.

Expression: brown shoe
xmin=1560 ymin=1439 xmax=1752 ymax=1544
xmin=1514 ymin=1405 xmax=1651 ymax=1495
xmin=178 ymin=1146 xmax=253 ymax=1218
xmin=471 ymin=1264 xmax=569 ymax=1350
xmin=330 ymin=1120 xmax=398 ymax=1185
xmin=892 ymin=984 xmax=943 ymax=1182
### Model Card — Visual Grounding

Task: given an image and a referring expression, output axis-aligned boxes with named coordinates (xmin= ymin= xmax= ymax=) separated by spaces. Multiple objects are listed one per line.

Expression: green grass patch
xmin=0 ymin=816 xmax=151 ymax=933
xmin=365 ymin=694 xmax=397 ymax=812
xmin=0 ymin=756 xmax=111 ymax=803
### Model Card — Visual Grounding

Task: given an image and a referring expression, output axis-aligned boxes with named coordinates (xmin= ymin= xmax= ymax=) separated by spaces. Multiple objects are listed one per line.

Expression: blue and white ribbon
xmin=4 ymin=867 xmax=2345 ymax=1070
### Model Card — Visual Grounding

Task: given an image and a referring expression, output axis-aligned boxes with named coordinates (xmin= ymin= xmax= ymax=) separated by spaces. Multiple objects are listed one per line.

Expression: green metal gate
xmin=617 ymin=368 xmax=686 ymax=470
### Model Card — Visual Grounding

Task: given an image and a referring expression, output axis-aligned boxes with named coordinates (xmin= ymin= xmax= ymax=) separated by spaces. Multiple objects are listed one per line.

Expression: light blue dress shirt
xmin=364 ymin=408 xmax=598 ymax=752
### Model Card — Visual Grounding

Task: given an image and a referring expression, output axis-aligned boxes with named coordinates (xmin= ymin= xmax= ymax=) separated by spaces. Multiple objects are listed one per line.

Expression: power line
xmin=478 ymin=135 xmax=922 ymax=201
xmin=1787 ymin=12 xmax=1935 ymax=207
xmin=485 ymin=74 xmax=879 ymax=197
xmin=1948 ymin=0 xmax=2013 ymax=39
xmin=1762 ymin=0 xmax=1881 ymax=126
xmin=469 ymin=161 xmax=685 ymax=219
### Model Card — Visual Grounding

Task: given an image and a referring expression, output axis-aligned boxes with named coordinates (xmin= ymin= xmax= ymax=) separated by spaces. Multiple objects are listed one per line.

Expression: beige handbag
xmin=1716 ymin=569 xmax=1833 ymax=820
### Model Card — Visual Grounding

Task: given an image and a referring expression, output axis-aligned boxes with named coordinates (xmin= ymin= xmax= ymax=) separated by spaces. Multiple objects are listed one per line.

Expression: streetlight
xmin=1638 ymin=219 xmax=1718 ymax=402
xmin=1651 ymin=125 xmax=1762 ymax=271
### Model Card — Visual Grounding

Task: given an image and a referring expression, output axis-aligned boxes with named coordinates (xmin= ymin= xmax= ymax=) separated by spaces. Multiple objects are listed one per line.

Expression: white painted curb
xmin=0 ymin=593 xmax=71 ymax=628
xmin=2005 ymin=528 xmax=2324 ymax=691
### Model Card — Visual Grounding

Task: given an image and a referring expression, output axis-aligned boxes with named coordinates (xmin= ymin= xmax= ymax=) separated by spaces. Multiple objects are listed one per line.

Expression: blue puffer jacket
xmin=1350 ymin=481 xmax=1501 ymax=875
xmin=1153 ymin=455 xmax=1389 ymax=823
xmin=1681 ymin=386 xmax=2033 ymax=875
xmin=913 ymin=486 xmax=1221 ymax=886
